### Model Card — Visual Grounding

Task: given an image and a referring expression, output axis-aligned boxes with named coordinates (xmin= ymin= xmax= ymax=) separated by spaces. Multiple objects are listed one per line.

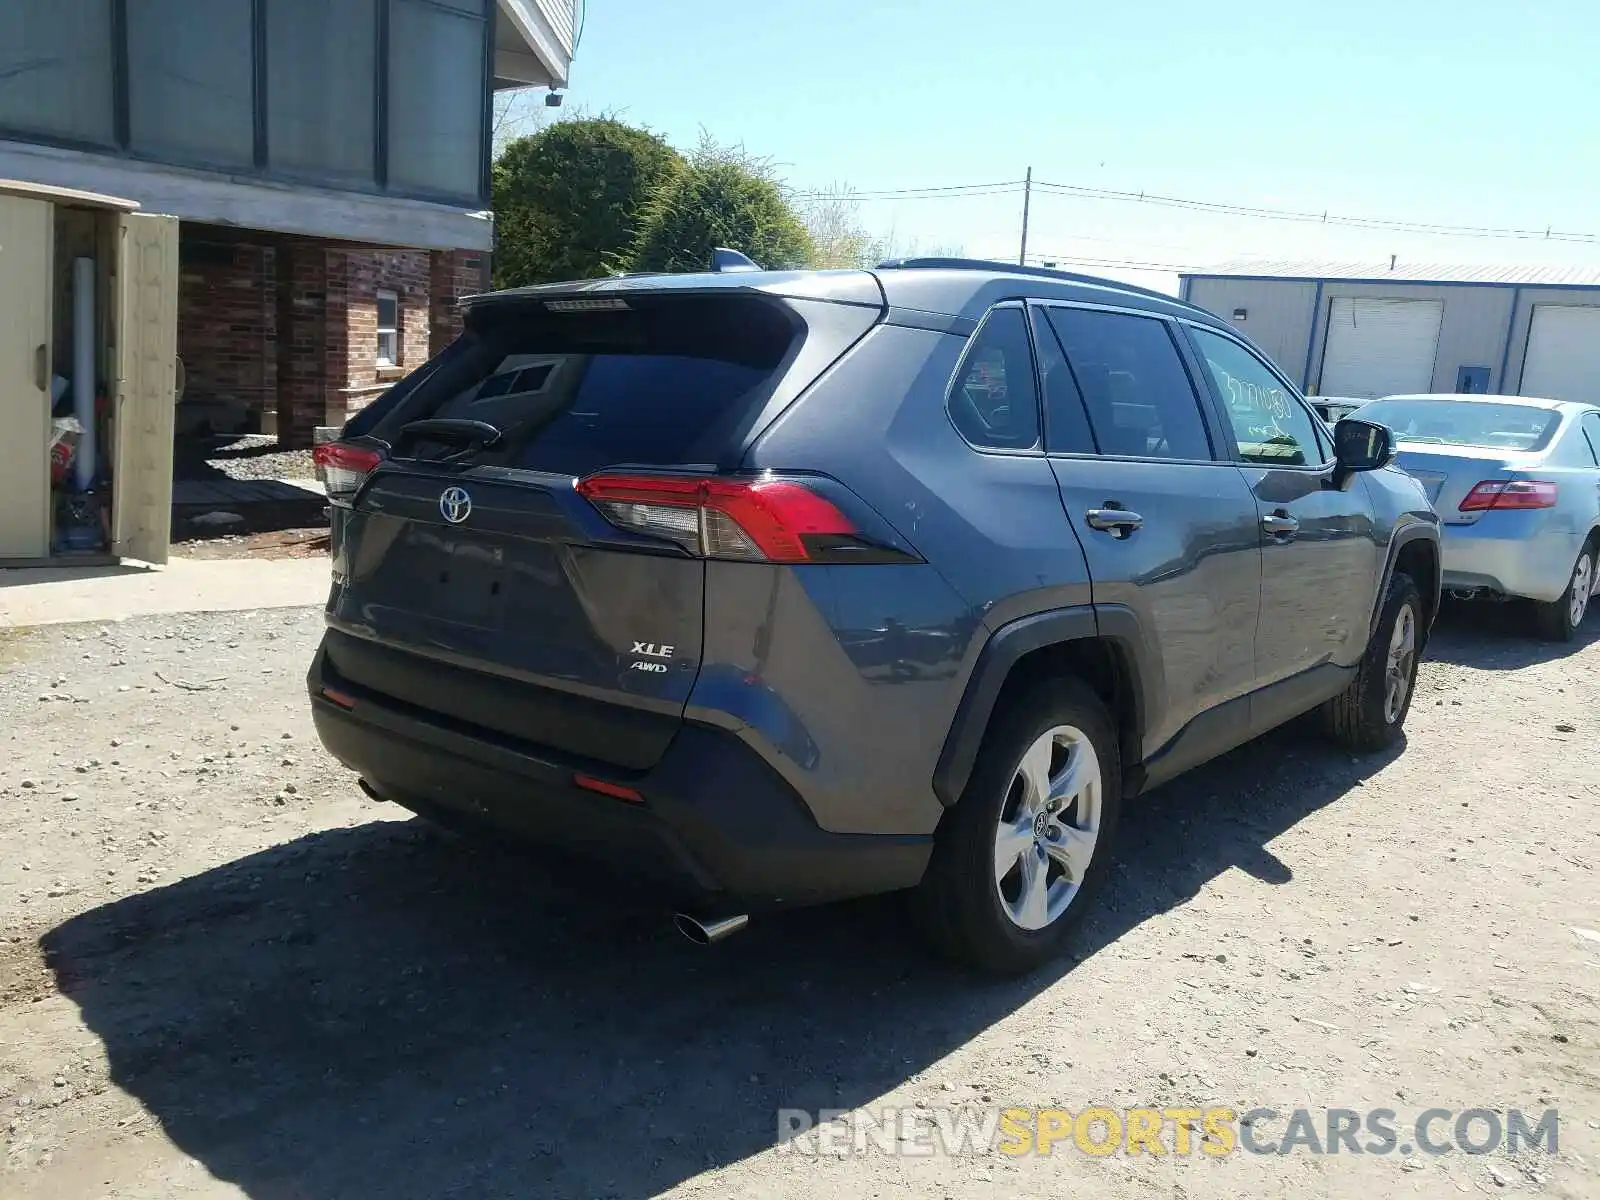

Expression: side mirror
xmin=1333 ymin=417 xmax=1396 ymax=474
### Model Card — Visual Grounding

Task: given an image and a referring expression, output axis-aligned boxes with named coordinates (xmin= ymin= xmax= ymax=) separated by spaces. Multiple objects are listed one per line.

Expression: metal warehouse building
xmin=1179 ymin=262 xmax=1600 ymax=404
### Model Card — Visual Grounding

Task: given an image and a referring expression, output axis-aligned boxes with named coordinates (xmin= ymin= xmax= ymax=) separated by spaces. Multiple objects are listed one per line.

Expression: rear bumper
xmin=1439 ymin=515 xmax=1582 ymax=603
xmin=307 ymin=648 xmax=932 ymax=908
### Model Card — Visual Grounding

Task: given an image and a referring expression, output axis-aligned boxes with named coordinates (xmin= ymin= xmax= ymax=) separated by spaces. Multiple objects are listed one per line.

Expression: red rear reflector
xmin=576 ymin=473 xmax=857 ymax=563
xmin=1458 ymin=480 xmax=1558 ymax=512
xmin=319 ymin=687 xmax=357 ymax=710
xmin=573 ymin=773 xmax=644 ymax=803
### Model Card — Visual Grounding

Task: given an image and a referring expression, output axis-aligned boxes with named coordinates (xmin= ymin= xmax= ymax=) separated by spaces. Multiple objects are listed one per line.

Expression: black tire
xmin=1532 ymin=541 xmax=1596 ymax=643
xmin=912 ymin=678 xmax=1122 ymax=977
xmin=1321 ymin=571 xmax=1422 ymax=752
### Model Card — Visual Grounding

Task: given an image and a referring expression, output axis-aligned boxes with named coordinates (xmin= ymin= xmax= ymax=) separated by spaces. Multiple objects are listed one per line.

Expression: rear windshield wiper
xmin=394 ymin=418 xmax=504 ymax=460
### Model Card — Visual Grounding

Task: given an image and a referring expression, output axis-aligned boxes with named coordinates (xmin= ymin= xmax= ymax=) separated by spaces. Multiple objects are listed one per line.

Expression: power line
xmin=1026 ymin=252 xmax=1207 ymax=274
xmin=792 ymin=181 xmax=1024 ymax=202
xmin=791 ymin=173 xmax=1600 ymax=247
xmin=1031 ymin=178 xmax=1600 ymax=246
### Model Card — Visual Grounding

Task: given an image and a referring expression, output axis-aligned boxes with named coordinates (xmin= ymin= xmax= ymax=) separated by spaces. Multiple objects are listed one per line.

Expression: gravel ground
xmin=0 ymin=604 xmax=1597 ymax=1199
xmin=174 ymin=435 xmax=318 ymax=483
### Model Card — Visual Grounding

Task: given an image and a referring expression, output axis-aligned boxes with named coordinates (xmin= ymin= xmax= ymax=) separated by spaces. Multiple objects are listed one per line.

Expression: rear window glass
xmin=505 ymin=355 xmax=772 ymax=470
xmin=1357 ymin=399 xmax=1563 ymax=452
xmin=376 ymin=295 xmax=797 ymax=475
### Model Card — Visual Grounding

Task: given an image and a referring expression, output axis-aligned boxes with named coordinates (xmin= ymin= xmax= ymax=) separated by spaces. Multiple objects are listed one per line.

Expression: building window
xmin=386 ymin=0 xmax=487 ymax=201
xmin=127 ymin=0 xmax=255 ymax=168
xmin=266 ymin=0 xmax=378 ymax=185
xmin=0 ymin=0 xmax=116 ymax=146
xmin=376 ymin=291 xmax=400 ymax=366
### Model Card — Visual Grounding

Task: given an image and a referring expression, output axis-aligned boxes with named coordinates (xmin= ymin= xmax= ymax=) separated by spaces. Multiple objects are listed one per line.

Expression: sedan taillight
xmin=1458 ymin=480 xmax=1558 ymax=512
xmin=313 ymin=441 xmax=383 ymax=496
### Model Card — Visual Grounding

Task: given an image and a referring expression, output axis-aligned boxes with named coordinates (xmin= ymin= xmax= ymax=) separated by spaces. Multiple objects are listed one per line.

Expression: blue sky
xmin=554 ymin=0 xmax=1600 ymax=292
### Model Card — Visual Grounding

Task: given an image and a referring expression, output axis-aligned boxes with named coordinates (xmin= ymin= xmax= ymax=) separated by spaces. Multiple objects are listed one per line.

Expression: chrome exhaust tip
xmin=673 ymin=912 xmax=750 ymax=945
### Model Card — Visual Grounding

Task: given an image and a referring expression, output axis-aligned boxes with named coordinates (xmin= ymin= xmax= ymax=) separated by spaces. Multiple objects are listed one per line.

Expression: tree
xmin=491 ymin=117 xmax=684 ymax=288
xmin=797 ymin=187 xmax=969 ymax=270
xmin=799 ymin=186 xmax=874 ymax=269
xmin=862 ymin=226 xmax=967 ymax=264
xmin=491 ymin=88 xmax=548 ymax=154
xmin=629 ymin=136 xmax=814 ymax=273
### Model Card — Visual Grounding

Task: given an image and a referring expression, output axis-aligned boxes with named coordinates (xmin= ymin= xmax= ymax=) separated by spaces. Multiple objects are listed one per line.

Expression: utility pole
xmin=1018 ymin=166 xmax=1033 ymax=265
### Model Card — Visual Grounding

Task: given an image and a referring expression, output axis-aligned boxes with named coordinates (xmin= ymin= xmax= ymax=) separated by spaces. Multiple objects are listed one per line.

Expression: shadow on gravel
xmin=42 ymin=724 xmax=1396 ymax=1200
xmin=1422 ymin=597 xmax=1600 ymax=670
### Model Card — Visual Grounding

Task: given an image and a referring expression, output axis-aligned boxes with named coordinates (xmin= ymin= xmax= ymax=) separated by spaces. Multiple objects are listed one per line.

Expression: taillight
xmin=1458 ymin=480 xmax=1558 ymax=512
xmin=313 ymin=441 xmax=383 ymax=495
xmin=575 ymin=472 xmax=916 ymax=564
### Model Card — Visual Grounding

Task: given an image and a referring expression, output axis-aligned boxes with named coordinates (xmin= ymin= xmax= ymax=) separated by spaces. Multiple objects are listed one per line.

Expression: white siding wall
xmin=536 ymin=0 xmax=576 ymax=53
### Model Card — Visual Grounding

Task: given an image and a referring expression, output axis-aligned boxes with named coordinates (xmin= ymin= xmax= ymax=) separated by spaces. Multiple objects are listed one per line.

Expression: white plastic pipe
xmin=72 ymin=257 xmax=96 ymax=491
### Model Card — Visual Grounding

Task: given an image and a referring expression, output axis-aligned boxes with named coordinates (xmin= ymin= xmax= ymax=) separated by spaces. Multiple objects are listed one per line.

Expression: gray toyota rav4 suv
xmin=308 ymin=257 xmax=1440 ymax=974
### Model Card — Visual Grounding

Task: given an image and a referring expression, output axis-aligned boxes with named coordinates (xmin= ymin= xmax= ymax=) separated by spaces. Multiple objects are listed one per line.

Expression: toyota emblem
xmin=439 ymin=486 xmax=472 ymax=524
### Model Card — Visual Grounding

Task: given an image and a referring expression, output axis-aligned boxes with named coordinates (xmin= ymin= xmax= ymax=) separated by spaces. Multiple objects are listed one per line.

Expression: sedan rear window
xmin=1357 ymin=399 xmax=1563 ymax=452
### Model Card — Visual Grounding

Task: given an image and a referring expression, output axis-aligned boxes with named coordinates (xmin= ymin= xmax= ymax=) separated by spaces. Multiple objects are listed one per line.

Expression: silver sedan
xmin=1355 ymin=393 xmax=1600 ymax=641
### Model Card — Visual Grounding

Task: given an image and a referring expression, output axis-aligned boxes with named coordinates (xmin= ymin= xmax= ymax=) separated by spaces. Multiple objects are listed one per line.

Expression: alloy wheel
xmin=1571 ymin=552 xmax=1594 ymax=628
xmin=1384 ymin=602 xmax=1417 ymax=725
xmin=993 ymin=725 xmax=1102 ymax=931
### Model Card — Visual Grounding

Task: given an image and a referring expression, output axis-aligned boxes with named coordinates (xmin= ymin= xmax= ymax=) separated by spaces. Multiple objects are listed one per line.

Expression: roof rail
xmin=875 ymin=256 xmax=1188 ymax=307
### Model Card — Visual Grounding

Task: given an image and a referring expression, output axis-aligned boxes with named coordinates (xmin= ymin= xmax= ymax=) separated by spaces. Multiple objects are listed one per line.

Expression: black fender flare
xmin=1372 ymin=522 xmax=1442 ymax=639
xmin=931 ymin=605 xmax=1160 ymax=807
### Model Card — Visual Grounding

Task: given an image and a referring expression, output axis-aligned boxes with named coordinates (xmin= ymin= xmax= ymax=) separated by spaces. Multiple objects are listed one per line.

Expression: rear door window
xmin=1029 ymin=305 xmax=1096 ymax=454
xmin=1042 ymin=307 xmax=1214 ymax=460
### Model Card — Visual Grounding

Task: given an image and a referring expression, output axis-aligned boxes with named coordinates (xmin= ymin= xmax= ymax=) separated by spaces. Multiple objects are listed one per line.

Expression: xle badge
xmin=629 ymin=641 xmax=675 ymax=674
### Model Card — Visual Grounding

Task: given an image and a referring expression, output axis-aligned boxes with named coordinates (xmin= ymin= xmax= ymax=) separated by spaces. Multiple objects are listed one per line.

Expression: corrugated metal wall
xmin=1501 ymin=288 xmax=1600 ymax=395
xmin=1185 ymin=276 xmax=1600 ymax=397
xmin=1183 ymin=278 xmax=1319 ymax=384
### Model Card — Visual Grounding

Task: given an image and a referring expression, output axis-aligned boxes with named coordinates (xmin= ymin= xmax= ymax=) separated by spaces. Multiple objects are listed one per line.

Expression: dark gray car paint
xmin=324 ymin=262 xmax=1440 ymax=862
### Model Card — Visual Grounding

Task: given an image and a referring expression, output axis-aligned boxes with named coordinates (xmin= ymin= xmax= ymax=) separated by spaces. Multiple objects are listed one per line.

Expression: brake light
xmin=313 ymin=441 xmax=383 ymax=495
xmin=576 ymin=472 xmax=896 ymax=564
xmin=572 ymin=773 xmax=644 ymax=803
xmin=1458 ymin=480 xmax=1558 ymax=512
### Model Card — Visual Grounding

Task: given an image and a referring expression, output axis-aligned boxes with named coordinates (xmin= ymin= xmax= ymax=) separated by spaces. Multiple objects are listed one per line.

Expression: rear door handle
xmin=1261 ymin=511 xmax=1300 ymax=539
xmin=1086 ymin=507 xmax=1144 ymax=538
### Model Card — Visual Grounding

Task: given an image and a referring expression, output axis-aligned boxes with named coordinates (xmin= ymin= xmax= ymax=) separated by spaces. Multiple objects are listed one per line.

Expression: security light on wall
xmin=1232 ymin=308 xmax=1248 ymax=322
xmin=545 ymin=91 xmax=564 ymax=107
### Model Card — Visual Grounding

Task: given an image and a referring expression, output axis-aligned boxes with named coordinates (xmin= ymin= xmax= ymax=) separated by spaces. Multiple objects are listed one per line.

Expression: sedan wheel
xmin=1570 ymin=551 xmax=1594 ymax=628
xmin=993 ymin=725 xmax=1102 ymax=932
xmin=1535 ymin=545 xmax=1596 ymax=642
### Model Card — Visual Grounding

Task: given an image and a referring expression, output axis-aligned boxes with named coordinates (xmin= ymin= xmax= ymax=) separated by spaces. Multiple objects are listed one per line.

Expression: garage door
xmin=1318 ymin=297 xmax=1444 ymax=399
xmin=1519 ymin=304 xmax=1600 ymax=404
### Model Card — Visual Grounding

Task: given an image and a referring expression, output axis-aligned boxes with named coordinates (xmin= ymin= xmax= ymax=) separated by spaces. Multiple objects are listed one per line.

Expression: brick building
xmin=176 ymin=240 xmax=486 ymax=440
xmin=1 ymin=0 xmax=578 ymax=448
